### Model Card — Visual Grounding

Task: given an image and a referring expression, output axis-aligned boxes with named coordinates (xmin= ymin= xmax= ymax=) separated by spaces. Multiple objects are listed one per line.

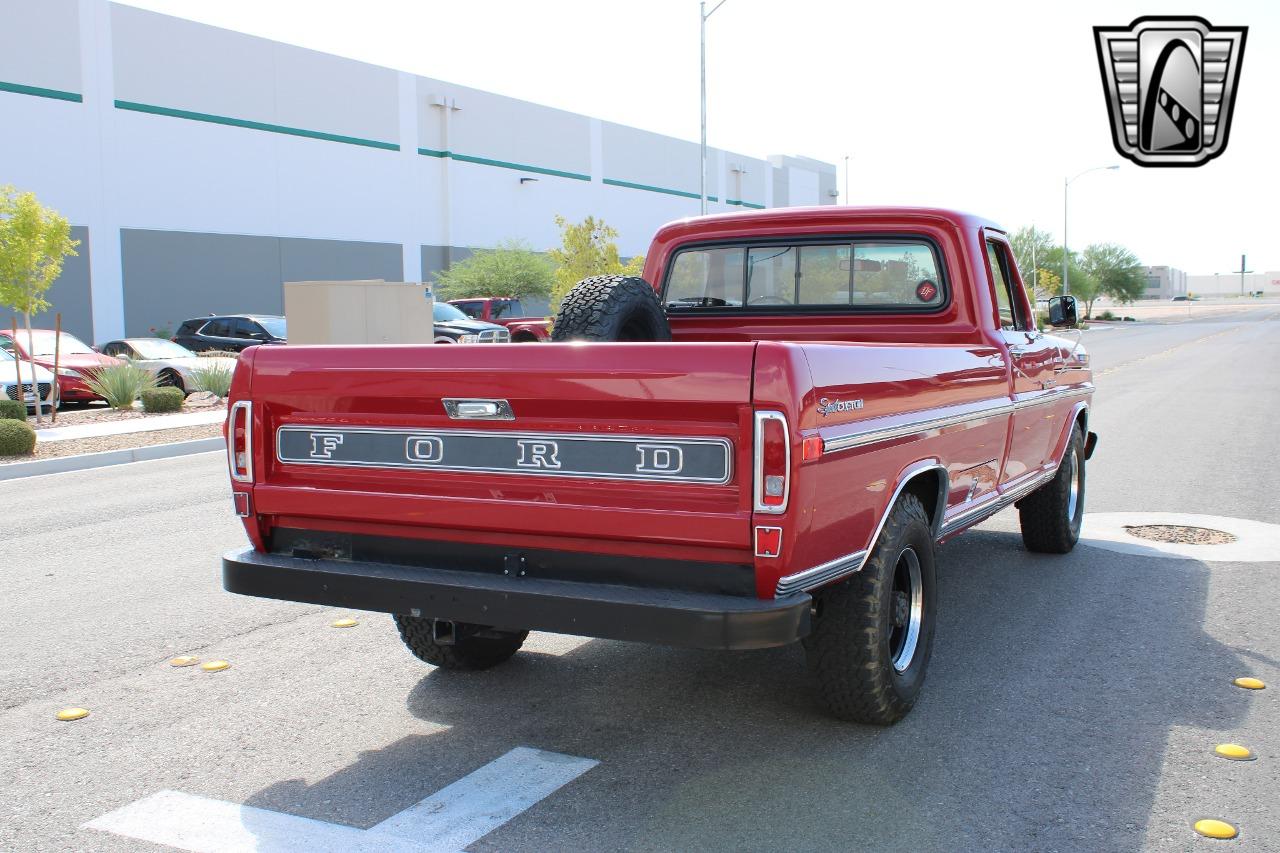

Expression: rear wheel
xmin=803 ymin=493 xmax=937 ymax=724
xmin=1017 ymin=425 xmax=1085 ymax=553
xmin=551 ymin=275 xmax=671 ymax=342
xmin=394 ymin=615 xmax=527 ymax=670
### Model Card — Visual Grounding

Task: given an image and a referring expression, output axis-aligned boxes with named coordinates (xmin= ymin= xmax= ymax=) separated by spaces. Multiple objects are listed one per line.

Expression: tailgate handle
xmin=443 ymin=398 xmax=515 ymax=420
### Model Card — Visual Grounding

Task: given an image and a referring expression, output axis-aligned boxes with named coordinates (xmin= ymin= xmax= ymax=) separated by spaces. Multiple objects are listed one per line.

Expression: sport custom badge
xmin=1094 ymin=17 xmax=1247 ymax=167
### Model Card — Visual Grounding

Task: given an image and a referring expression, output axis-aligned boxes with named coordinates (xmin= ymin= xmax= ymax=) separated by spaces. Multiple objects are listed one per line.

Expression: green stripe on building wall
xmin=726 ymin=199 xmax=766 ymax=209
xmin=0 ymin=80 xmax=83 ymax=103
xmin=603 ymin=177 xmax=720 ymax=203
xmin=417 ymin=148 xmax=589 ymax=181
xmin=113 ymin=100 xmax=400 ymax=150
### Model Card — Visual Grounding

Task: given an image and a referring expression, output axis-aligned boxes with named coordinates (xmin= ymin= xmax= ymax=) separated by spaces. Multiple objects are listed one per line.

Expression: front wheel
xmin=1017 ymin=425 xmax=1085 ymax=553
xmin=394 ymin=615 xmax=527 ymax=670
xmin=803 ymin=493 xmax=938 ymax=725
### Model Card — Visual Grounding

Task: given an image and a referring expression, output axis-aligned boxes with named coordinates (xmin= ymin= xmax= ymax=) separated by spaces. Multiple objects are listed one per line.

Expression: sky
xmin=119 ymin=0 xmax=1278 ymax=274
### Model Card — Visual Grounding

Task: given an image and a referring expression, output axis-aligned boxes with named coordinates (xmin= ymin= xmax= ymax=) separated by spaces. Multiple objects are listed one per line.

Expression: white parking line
xmin=370 ymin=746 xmax=599 ymax=849
xmin=84 ymin=747 xmax=598 ymax=853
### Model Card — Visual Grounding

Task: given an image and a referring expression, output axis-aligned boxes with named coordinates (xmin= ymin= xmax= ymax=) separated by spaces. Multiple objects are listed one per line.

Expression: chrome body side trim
xmin=775 ymin=459 xmax=946 ymax=596
xmin=821 ymin=385 xmax=1094 ymax=455
xmin=775 ymin=549 xmax=867 ymax=597
xmin=753 ymin=410 xmax=790 ymax=514
xmin=940 ymin=466 xmax=1057 ymax=537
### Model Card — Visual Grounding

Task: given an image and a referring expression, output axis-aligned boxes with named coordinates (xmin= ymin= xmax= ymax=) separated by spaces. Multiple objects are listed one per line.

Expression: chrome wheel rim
xmin=890 ymin=547 xmax=924 ymax=673
xmin=1067 ymin=448 xmax=1081 ymax=520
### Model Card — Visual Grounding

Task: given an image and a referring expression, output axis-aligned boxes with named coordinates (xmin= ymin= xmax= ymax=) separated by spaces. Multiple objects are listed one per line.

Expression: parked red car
xmin=0 ymin=329 xmax=123 ymax=404
xmin=448 ymin=297 xmax=551 ymax=342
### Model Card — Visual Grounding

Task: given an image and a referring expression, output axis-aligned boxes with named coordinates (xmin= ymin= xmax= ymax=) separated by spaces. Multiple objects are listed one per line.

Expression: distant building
xmin=1141 ymin=266 xmax=1188 ymax=299
xmin=2 ymin=1 xmax=836 ymax=343
xmin=1185 ymin=270 xmax=1280 ymax=297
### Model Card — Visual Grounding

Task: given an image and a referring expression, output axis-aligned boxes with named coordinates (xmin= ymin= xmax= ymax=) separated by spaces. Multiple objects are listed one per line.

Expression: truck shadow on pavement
xmin=244 ymin=530 xmax=1246 ymax=852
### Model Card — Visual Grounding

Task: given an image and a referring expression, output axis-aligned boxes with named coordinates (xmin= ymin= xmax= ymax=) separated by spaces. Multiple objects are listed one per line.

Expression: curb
xmin=0 ymin=437 xmax=225 ymax=481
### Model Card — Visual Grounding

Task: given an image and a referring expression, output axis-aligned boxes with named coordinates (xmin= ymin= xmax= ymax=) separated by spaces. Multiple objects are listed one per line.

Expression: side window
xmin=0 ymin=338 xmax=14 ymax=355
xmin=102 ymin=343 xmax=123 ymax=357
xmin=454 ymin=302 xmax=482 ymax=319
xmin=665 ymin=246 xmax=745 ymax=305
xmin=746 ymin=246 xmax=796 ymax=305
xmin=490 ymin=300 xmax=514 ymax=320
xmin=202 ymin=320 xmax=230 ymax=337
xmin=233 ymin=319 xmax=264 ymax=339
xmin=986 ymin=241 xmax=1026 ymax=331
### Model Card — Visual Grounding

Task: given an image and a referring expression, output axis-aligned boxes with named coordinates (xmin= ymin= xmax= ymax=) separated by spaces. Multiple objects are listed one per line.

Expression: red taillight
xmin=754 ymin=411 xmax=790 ymax=513
xmin=228 ymin=400 xmax=253 ymax=483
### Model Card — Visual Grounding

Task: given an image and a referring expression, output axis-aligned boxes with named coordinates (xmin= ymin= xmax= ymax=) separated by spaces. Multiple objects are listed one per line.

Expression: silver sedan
xmin=98 ymin=338 xmax=237 ymax=394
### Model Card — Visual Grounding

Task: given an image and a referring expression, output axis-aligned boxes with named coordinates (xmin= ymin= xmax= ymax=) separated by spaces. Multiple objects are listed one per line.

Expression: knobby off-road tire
xmin=803 ymin=493 xmax=938 ymax=725
xmin=1017 ymin=425 xmax=1086 ymax=554
xmin=393 ymin=615 xmax=528 ymax=671
xmin=551 ymin=275 xmax=672 ymax=342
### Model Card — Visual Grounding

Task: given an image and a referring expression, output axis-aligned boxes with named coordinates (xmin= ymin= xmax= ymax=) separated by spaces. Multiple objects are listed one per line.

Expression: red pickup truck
xmin=448 ymin=297 xmax=552 ymax=342
xmin=222 ymin=207 xmax=1095 ymax=724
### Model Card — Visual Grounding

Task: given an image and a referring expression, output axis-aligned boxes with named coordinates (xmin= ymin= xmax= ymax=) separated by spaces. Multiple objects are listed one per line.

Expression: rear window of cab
xmin=662 ymin=239 xmax=946 ymax=312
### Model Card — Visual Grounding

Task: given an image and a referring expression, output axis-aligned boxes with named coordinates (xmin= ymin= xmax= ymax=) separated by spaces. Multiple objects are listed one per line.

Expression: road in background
xmin=4 ymin=307 xmax=1278 ymax=852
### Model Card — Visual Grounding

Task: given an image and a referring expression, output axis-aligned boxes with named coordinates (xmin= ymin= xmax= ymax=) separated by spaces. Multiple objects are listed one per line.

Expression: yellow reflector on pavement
xmin=200 ymin=660 xmax=230 ymax=672
xmin=1214 ymin=743 xmax=1254 ymax=761
xmin=169 ymin=656 xmax=199 ymax=667
xmin=1193 ymin=819 xmax=1238 ymax=840
xmin=331 ymin=618 xmax=359 ymax=628
xmin=1233 ymin=677 xmax=1265 ymax=690
xmin=56 ymin=707 xmax=90 ymax=721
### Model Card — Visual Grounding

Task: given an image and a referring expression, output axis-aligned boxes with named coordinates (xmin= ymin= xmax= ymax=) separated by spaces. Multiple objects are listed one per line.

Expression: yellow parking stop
xmin=1214 ymin=744 xmax=1254 ymax=761
xmin=1193 ymin=819 xmax=1238 ymax=840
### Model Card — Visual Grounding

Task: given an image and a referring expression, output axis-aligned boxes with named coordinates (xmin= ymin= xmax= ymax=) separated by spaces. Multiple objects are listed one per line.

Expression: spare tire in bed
xmin=551 ymin=275 xmax=672 ymax=342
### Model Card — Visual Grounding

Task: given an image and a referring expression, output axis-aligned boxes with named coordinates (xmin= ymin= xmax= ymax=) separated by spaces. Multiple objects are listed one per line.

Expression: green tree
xmin=432 ymin=239 xmax=555 ymax=301
xmin=1041 ymin=246 xmax=1101 ymax=317
xmin=0 ymin=186 xmax=78 ymax=423
xmin=1082 ymin=242 xmax=1145 ymax=306
xmin=1009 ymin=225 xmax=1056 ymax=297
xmin=548 ymin=215 xmax=644 ymax=309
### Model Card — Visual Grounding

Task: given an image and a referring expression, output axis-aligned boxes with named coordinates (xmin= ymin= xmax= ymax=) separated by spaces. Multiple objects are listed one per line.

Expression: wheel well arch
xmin=511 ymin=331 xmax=538 ymax=342
xmin=896 ymin=463 xmax=948 ymax=539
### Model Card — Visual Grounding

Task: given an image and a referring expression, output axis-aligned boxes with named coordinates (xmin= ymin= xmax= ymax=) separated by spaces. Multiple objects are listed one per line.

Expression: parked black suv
xmin=174 ymin=315 xmax=287 ymax=352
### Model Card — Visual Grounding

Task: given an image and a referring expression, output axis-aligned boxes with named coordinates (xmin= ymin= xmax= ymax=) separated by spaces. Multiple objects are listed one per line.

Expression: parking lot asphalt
xmin=4 ymin=307 xmax=1278 ymax=852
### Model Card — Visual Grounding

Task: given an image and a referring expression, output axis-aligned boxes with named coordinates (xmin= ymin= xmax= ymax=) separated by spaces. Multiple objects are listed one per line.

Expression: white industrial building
xmin=1185 ymin=270 xmax=1280 ymax=298
xmin=1 ymin=0 xmax=837 ymax=343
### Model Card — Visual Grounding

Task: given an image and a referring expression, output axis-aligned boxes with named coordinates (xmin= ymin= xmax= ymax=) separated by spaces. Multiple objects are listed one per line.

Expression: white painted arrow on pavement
xmin=84 ymin=746 xmax=598 ymax=853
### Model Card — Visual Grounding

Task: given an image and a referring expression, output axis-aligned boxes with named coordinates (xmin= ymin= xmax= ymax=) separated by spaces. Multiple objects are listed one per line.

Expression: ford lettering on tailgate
xmin=276 ymin=426 xmax=732 ymax=484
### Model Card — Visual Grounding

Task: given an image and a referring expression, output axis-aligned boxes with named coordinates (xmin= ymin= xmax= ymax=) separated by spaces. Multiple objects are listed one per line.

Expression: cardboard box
xmin=283 ymin=280 xmax=435 ymax=345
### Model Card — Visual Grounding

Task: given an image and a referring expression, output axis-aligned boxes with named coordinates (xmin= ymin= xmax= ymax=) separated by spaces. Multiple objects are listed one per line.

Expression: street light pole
xmin=844 ymin=154 xmax=849 ymax=204
xmin=1062 ymin=164 xmax=1119 ymax=295
xmin=700 ymin=0 xmax=727 ymax=216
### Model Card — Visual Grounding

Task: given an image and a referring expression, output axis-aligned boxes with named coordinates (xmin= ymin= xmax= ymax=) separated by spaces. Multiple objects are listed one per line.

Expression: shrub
xmin=0 ymin=419 xmax=36 ymax=456
xmin=191 ymin=362 xmax=234 ymax=398
xmin=0 ymin=399 xmax=27 ymax=421
xmin=83 ymin=362 xmax=159 ymax=410
xmin=140 ymin=386 xmax=184 ymax=413
xmin=1097 ymin=310 xmax=1117 ymax=321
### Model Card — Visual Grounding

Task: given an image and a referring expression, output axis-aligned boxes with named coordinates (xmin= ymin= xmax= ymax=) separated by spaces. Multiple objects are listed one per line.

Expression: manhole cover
xmin=1123 ymin=525 xmax=1238 ymax=545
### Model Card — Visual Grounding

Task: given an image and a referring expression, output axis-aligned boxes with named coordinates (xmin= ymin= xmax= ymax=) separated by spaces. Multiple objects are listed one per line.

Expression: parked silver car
xmin=98 ymin=338 xmax=237 ymax=394
xmin=0 ymin=347 xmax=56 ymax=411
